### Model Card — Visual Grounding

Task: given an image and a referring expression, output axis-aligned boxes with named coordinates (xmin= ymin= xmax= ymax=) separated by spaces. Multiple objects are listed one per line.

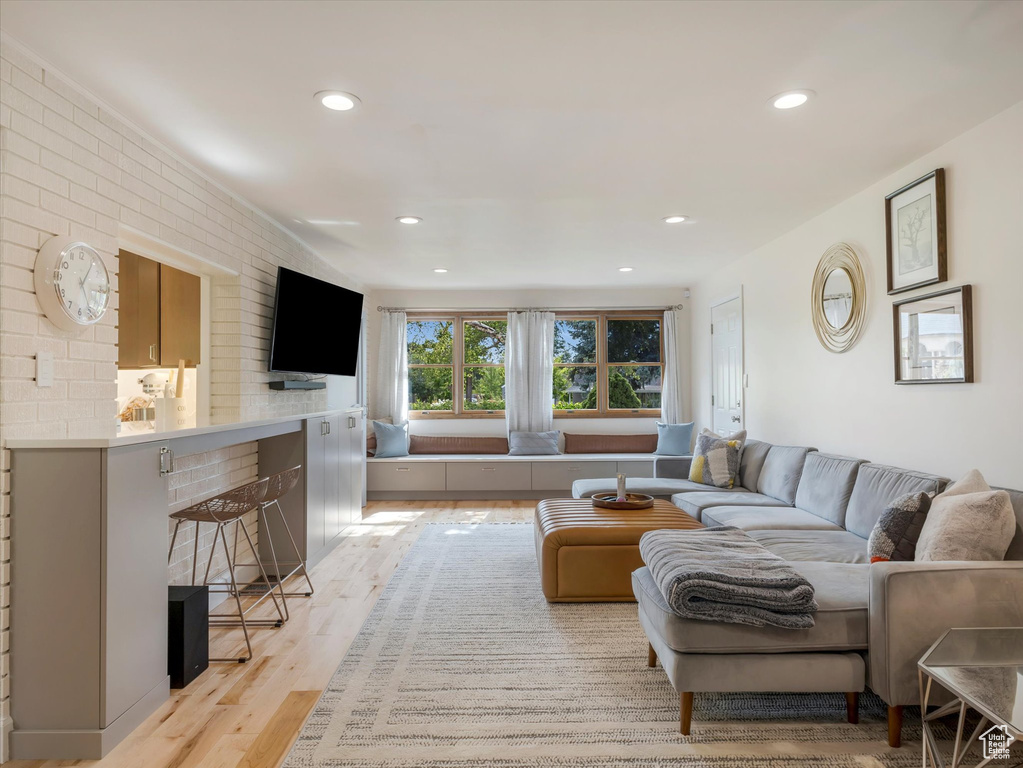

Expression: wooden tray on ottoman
xmin=533 ymin=498 xmax=702 ymax=603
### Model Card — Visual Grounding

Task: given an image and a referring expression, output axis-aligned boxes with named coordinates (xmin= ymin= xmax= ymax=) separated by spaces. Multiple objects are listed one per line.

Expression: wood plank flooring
xmin=8 ymin=500 xmax=537 ymax=768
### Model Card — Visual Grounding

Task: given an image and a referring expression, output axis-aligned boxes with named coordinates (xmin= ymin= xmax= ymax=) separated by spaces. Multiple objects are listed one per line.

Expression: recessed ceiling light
xmin=771 ymin=90 xmax=814 ymax=110
xmin=315 ymin=90 xmax=360 ymax=111
xmin=433 ymin=268 xmax=448 ymax=273
xmin=618 ymin=267 xmax=634 ymax=272
xmin=397 ymin=216 xmax=422 ymax=224
xmin=663 ymin=215 xmax=688 ymax=224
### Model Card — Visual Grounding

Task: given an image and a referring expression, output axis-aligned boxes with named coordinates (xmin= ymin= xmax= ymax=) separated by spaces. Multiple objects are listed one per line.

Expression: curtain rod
xmin=377 ymin=304 xmax=684 ymax=313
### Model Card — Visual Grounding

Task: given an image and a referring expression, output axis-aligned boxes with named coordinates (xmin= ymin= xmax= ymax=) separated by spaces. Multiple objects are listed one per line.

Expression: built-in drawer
xmin=617 ymin=460 xmax=654 ymax=477
xmin=531 ymin=460 xmax=617 ymax=490
xmin=367 ymin=462 xmax=446 ymax=492
xmin=446 ymin=461 xmax=532 ymax=491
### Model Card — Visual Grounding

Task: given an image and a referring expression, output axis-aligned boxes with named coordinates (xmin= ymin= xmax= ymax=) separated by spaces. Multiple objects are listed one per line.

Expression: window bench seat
xmin=367 ymin=453 xmax=657 ymax=499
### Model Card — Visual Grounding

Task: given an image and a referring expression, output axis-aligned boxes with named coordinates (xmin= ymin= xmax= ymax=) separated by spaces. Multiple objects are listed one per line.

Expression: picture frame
xmin=892 ymin=284 xmax=972 ymax=384
xmin=885 ymin=168 xmax=947 ymax=295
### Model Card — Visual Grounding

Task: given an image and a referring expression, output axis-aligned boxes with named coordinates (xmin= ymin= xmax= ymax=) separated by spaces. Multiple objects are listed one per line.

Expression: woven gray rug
xmin=285 ymin=523 xmax=941 ymax=767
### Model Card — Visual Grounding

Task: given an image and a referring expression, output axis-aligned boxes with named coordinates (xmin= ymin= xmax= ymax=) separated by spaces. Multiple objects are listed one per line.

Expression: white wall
xmin=366 ymin=287 xmax=690 ymax=436
xmin=690 ymin=101 xmax=1023 ymax=488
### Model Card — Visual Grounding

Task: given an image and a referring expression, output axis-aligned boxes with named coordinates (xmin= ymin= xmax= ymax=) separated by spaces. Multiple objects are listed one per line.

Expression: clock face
xmin=54 ymin=243 xmax=110 ymax=324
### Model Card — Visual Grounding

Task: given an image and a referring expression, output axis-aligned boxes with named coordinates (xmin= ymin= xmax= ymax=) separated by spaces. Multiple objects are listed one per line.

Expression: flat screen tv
xmin=269 ymin=267 xmax=364 ymax=376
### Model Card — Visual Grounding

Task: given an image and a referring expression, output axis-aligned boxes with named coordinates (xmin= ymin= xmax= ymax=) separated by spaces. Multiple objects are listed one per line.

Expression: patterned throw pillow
xmin=867 ymin=491 xmax=931 ymax=563
xmin=508 ymin=430 xmax=560 ymax=455
xmin=688 ymin=429 xmax=745 ymax=488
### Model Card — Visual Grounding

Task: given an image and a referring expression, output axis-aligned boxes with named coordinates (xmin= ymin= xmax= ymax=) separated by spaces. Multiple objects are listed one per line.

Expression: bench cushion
xmin=572 ymin=477 xmax=748 ymax=500
xmin=671 ymin=491 xmax=789 ymax=522
xmin=702 ymin=505 xmax=844 ymax=531
xmin=749 ymin=530 xmax=870 ymax=564
xmin=408 ymin=435 xmax=509 ymax=454
xmin=564 ymin=433 xmax=657 ymax=454
xmin=633 ymin=562 xmax=868 ymax=653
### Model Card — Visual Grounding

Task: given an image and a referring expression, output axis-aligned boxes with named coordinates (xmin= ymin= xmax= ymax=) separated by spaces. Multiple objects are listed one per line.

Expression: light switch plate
xmin=36 ymin=351 xmax=54 ymax=387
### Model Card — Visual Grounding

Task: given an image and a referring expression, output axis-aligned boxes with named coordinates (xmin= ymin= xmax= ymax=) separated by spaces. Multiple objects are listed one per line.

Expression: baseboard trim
xmin=368 ymin=490 xmax=558 ymax=501
xmin=10 ymin=676 xmax=169 ymax=760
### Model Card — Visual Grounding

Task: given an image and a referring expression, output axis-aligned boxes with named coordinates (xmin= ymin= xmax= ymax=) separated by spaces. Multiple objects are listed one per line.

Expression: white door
xmin=711 ymin=297 xmax=743 ymax=436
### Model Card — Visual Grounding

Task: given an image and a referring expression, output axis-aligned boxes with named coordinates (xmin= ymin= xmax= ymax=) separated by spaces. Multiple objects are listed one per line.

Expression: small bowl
xmin=591 ymin=492 xmax=655 ymax=510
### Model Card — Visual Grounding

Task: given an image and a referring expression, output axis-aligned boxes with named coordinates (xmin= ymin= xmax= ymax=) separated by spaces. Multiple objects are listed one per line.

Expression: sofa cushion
xmin=702 ymin=505 xmax=844 ymax=532
xmin=408 ymin=435 xmax=509 ymax=454
xmin=793 ymin=453 xmax=867 ymax=527
xmin=671 ymin=491 xmax=789 ymax=522
xmin=632 ymin=562 xmax=868 ymax=653
xmin=564 ymin=433 xmax=657 ymax=454
xmin=572 ymin=477 xmax=747 ymax=500
xmin=757 ymin=445 xmax=813 ymax=505
xmin=738 ymin=439 xmax=773 ymax=492
xmin=845 ymin=463 xmax=949 ymax=539
xmin=749 ymin=530 xmax=870 ymax=564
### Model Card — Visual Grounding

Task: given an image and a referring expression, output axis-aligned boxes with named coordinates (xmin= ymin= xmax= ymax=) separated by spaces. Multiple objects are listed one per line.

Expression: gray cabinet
xmin=304 ymin=415 xmax=343 ymax=566
xmin=10 ymin=443 xmax=172 ymax=758
xmin=345 ymin=409 xmax=365 ymax=524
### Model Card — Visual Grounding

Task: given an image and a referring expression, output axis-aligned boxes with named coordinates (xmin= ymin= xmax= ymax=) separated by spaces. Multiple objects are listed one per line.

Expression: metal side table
xmin=918 ymin=627 xmax=1022 ymax=768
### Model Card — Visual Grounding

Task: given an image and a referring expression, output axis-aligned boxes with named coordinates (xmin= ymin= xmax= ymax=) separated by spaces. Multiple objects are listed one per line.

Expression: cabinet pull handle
xmin=568 ymin=465 xmax=583 ymax=471
xmin=149 ymin=343 xmax=157 ymax=362
xmin=348 ymin=416 xmax=356 ymax=429
xmin=395 ymin=467 xmax=411 ymax=472
xmin=481 ymin=467 xmax=496 ymax=472
xmin=326 ymin=421 xmax=331 ymax=434
xmin=159 ymin=447 xmax=175 ymax=476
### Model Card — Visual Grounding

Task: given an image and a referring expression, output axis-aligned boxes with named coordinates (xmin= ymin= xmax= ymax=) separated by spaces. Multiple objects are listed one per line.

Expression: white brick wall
xmin=0 ymin=41 xmax=357 ymax=757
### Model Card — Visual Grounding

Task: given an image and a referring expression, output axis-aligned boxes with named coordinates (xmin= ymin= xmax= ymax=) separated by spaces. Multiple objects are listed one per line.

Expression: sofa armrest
xmin=868 ymin=560 xmax=1023 ymax=706
xmin=653 ymin=456 xmax=692 ymax=480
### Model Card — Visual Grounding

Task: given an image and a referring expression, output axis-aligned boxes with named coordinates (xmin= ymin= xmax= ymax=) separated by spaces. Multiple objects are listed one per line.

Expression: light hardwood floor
xmin=9 ymin=500 xmax=537 ymax=768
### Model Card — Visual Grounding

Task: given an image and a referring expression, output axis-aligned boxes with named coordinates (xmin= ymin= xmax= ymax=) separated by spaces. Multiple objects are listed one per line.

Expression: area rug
xmin=285 ymin=523 xmax=939 ymax=767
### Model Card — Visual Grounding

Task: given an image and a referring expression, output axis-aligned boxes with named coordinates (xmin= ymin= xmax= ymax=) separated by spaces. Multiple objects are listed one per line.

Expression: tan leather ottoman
xmin=534 ymin=498 xmax=702 ymax=602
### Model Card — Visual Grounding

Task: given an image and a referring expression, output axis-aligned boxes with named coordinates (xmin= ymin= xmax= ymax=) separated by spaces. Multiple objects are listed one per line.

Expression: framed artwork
xmin=885 ymin=168 xmax=946 ymax=294
xmin=893 ymin=285 xmax=972 ymax=384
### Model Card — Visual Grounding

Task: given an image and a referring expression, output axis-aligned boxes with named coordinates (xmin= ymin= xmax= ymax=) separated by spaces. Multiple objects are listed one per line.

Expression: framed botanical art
xmin=893 ymin=285 xmax=972 ymax=384
xmin=885 ymin=168 xmax=947 ymax=294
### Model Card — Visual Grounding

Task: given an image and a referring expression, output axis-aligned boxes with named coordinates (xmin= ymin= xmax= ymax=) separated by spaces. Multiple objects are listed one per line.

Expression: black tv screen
xmin=269 ymin=267 xmax=364 ymax=376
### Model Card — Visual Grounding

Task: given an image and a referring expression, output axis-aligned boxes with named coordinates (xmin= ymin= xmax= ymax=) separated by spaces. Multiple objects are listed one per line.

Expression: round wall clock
xmin=34 ymin=236 xmax=111 ymax=331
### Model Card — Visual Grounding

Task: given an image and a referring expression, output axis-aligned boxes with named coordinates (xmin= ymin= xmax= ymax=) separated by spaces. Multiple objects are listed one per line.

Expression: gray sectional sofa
xmin=576 ymin=439 xmax=1023 ymax=744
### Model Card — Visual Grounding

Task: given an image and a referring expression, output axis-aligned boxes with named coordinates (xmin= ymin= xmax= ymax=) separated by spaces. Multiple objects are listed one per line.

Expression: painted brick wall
xmin=0 ymin=40 xmax=356 ymax=757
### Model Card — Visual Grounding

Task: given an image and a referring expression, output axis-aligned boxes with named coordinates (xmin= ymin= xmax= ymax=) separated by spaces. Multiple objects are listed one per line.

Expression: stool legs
xmin=264 ymin=499 xmax=315 ymax=598
xmin=212 ymin=523 xmax=252 ymax=663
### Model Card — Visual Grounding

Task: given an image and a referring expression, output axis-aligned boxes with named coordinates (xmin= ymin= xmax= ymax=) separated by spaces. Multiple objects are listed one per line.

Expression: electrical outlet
xmin=36 ymin=351 xmax=54 ymax=387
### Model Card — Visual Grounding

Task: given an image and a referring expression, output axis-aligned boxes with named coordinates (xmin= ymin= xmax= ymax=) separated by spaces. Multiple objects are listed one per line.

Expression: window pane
xmin=407 ymin=321 xmax=453 ymax=364
xmin=607 ymin=319 xmax=661 ymax=363
xmin=554 ymin=320 xmax=597 ymax=364
xmin=607 ymin=365 xmax=661 ymax=409
xmin=409 ymin=367 xmax=453 ymax=411
xmin=553 ymin=366 xmax=597 ymax=409
xmin=464 ymin=319 xmax=507 ymax=364
xmin=463 ymin=366 xmax=505 ymax=411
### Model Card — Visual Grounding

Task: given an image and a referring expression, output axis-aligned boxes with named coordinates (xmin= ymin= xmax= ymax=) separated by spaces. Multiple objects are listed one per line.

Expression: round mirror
xmin=811 ymin=243 xmax=866 ymax=353
xmin=822 ymin=268 xmax=853 ymax=329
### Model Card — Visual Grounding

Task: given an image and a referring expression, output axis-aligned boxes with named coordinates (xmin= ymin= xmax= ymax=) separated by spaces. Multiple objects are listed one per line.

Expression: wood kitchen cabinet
xmin=117 ymin=250 xmax=200 ymax=369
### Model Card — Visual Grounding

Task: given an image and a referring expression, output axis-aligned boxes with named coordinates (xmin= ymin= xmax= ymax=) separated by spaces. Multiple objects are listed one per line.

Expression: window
xmin=554 ymin=314 xmax=662 ymax=415
xmin=407 ymin=316 xmax=506 ymax=417
xmin=407 ymin=312 xmax=661 ymax=418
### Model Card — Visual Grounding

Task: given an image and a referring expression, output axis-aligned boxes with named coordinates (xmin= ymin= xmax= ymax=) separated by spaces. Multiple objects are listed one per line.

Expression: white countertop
xmin=5 ymin=408 xmax=362 ymax=449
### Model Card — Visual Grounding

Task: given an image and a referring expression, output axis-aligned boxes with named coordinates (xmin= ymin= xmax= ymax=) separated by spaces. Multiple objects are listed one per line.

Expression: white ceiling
xmin=3 ymin=0 xmax=1023 ymax=289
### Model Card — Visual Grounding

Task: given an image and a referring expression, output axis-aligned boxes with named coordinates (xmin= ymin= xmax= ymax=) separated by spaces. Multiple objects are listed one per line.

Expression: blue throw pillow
xmin=654 ymin=421 xmax=694 ymax=456
xmin=373 ymin=421 xmax=409 ymax=458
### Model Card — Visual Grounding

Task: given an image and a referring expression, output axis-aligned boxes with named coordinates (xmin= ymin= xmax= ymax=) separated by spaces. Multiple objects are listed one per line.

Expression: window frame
xmin=406 ymin=310 xmax=663 ymax=420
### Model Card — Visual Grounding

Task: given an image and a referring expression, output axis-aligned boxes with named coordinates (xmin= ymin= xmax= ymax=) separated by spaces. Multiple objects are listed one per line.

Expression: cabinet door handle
xmin=326 ymin=421 xmax=331 ymax=434
xmin=149 ymin=343 xmax=157 ymax=362
xmin=348 ymin=416 xmax=356 ymax=429
xmin=568 ymin=465 xmax=583 ymax=471
xmin=395 ymin=467 xmax=411 ymax=472
xmin=159 ymin=447 xmax=175 ymax=476
xmin=481 ymin=467 xmax=496 ymax=472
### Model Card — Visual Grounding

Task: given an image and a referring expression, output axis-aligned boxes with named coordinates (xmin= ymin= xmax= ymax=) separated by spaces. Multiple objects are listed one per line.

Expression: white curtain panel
xmin=370 ymin=310 xmax=408 ymax=426
xmin=660 ymin=309 xmax=682 ymax=424
xmin=505 ymin=311 xmax=555 ymax=434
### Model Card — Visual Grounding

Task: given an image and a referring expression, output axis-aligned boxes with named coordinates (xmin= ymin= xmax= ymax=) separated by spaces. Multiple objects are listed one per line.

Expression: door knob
xmin=731 ymin=416 xmax=741 ymax=423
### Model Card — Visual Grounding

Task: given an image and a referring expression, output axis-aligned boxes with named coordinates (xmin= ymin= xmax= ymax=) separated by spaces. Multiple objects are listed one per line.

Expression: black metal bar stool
xmin=258 ymin=466 xmax=313 ymax=610
xmin=167 ymin=476 xmax=285 ymax=663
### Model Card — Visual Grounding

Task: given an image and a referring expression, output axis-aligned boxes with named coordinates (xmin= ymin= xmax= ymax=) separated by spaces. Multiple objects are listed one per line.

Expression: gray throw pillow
xmin=688 ymin=429 xmax=746 ymax=488
xmin=372 ymin=420 xmax=409 ymax=458
xmin=867 ymin=491 xmax=931 ymax=562
xmin=915 ymin=469 xmax=1016 ymax=561
xmin=508 ymin=430 xmax=560 ymax=455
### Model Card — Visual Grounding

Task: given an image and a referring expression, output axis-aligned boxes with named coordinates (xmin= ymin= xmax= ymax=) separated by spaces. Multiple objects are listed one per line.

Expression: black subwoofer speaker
xmin=168 ymin=585 xmax=209 ymax=688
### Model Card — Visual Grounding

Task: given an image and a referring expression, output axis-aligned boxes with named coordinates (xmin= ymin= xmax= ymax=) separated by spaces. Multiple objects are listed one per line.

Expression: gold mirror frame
xmin=811 ymin=242 xmax=866 ymax=353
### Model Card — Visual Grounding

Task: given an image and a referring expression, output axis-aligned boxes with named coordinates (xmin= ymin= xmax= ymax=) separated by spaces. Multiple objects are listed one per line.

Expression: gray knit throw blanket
xmin=639 ymin=526 xmax=818 ymax=629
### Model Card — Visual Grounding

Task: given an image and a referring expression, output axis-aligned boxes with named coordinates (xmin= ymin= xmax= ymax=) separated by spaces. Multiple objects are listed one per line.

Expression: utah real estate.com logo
xmin=980 ymin=724 xmax=1016 ymax=760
